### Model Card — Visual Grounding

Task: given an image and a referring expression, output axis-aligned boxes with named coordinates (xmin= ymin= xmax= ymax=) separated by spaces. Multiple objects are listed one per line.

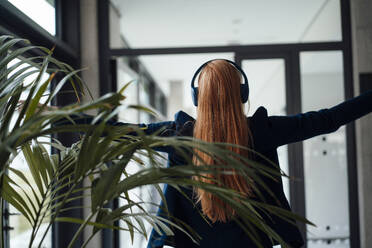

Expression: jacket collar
xmin=174 ymin=111 xmax=195 ymax=136
xmin=174 ymin=110 xmax=195 ymax=125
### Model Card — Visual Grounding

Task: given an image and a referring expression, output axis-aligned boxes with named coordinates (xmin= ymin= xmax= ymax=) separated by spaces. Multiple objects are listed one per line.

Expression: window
xmin=7 ymin=58 xmax=52 ymax=248
xmin=1 ymin=0 xmax=81 ymax=247
xmin=7 ymin=0 xmax=56 ymax=35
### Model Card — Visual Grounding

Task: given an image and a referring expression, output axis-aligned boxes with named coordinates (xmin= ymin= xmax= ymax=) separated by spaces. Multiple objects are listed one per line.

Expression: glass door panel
xmin=300 ymin=51 xmax=350 ymax=248
xmin=241 ymin=59 xmax=289 ymax=200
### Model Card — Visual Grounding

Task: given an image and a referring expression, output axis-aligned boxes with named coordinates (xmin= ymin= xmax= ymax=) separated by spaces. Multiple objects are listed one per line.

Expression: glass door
xmin=238 ymin=50 xmax=351 ymax=248
xmin=238 ymin=57 xmax=290 ymax=201
xmin=300 ymin=51 xmax=350 ymax=248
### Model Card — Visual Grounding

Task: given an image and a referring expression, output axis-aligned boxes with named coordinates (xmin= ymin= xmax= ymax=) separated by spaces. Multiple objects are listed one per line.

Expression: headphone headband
xmin=190 ymin=59 xmax=249 ymax=106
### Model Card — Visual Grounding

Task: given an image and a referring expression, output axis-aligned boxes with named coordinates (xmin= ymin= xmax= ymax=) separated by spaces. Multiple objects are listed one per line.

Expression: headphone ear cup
xmin=191 ymin=87 xmax=199 ymax=106
xmin=240 ymin=84 xmax=249 ymax=103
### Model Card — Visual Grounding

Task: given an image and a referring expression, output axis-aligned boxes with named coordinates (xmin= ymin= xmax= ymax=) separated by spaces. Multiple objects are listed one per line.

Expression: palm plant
xmin=0 ymin=36 xmax=311 ymax=248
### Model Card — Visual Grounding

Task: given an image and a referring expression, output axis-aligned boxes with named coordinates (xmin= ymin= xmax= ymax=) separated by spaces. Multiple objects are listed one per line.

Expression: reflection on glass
xmin=242 ymin=59 xmax=290 ymax=201
xmin=300 ymin=51 xmax=350 ymax=248
xmin=109 ymin=0 xmax=341 ymax=48
xmin=7 ymin=0 xmax=56 ymax=35
xmin=7 ymin=58 xmax=52 ymax=248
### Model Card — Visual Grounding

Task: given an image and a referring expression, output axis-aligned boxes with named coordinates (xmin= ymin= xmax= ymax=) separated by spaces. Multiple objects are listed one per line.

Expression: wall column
xmin=350 ymin=1 xmax=372 ymax=247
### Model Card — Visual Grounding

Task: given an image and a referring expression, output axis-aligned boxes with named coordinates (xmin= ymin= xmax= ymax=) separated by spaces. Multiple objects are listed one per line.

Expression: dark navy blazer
xmin=129 ymin=90 xmax=372 ymax=248
xmin=72 ymin=90 xmax=371 ymax=248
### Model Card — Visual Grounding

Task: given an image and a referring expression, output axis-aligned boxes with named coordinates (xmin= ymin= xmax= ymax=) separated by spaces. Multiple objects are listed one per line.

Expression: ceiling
xmin=111 ymin=0 xmax=341 ymax=48
xmin=110 ymin=0 xmax=344 ymax=116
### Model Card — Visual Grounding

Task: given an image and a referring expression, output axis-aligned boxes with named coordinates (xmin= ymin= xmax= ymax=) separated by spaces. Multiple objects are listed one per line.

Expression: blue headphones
xmin=190 ymin=59 xmax=249 ymax=106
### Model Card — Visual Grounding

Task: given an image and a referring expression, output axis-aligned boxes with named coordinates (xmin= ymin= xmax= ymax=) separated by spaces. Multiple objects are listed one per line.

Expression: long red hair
xmin=193 ymin=59 xmax=253 ymax=223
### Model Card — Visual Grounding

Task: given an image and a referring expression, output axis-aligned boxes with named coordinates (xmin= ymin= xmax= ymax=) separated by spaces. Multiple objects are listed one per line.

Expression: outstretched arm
xmin=259 ymin=90 xmax=372 ymax=148
xmin=56 ymin=113 xmax=177 ymax=153
xmin=61 ymin=113 xmax=175 ymax=135
xmin=107 ymin=118 xmax=176 ymax=137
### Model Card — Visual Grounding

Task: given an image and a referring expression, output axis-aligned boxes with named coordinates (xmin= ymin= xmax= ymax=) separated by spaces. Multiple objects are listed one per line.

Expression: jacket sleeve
xmin=260 ymin=90 xmax=372 ymax=148
xmin=57 ymin=114 xmax=176 ymax=152
xmin=65 ymin=113 xmax=175 ymax=135
xmin=108 ymin=119 xmax=176 ymax=137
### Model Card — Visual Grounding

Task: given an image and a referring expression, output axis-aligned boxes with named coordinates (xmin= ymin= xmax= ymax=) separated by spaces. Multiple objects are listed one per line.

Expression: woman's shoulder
xmin=249 ymin=106 xmax=269 ymax=120
xmin=247 ymin=106 xmax=274 ymax=150
xmin=247 ymin=106 xmax=270 ymax=130
xmin=174 ymin=110 xmax=195 ymax=124
xmin=173 ymin=110 xmax=195 ymax=136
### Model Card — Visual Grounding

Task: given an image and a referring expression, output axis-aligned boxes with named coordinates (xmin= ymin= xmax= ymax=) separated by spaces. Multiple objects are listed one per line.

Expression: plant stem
xmin=0 ymin=197 xmax=4 ymax=248
xmin=0 ymin=168 xmax=7 ymax=248
xmin=37 ymin=171 xmax=93 ymax=248
xmin=37 ymin=181 xmax=78 ymax=248
xmin=67 ymin=211 xmax=95 ymax=248
xmin=29 ymin=188 xmax=49 ymax=248
xmin=81 ymin=231 xmax=98 ymax=248
xmin=29 ymin=198 xmax=43 ymax=247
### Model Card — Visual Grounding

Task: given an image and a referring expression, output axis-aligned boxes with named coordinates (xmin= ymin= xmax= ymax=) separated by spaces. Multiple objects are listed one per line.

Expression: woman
xmin=61 ymin=59 xmax=369 ymax=247
xmin=139 ymin=59 xmax=371 ymax=248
